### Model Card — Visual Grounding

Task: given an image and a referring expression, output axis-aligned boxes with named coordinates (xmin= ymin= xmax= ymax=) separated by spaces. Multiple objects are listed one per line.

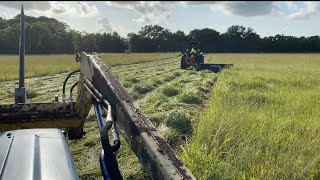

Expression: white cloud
xmin=106 ymin=1 xmax=140 ymax=10
xmin=179 ymin=1 xmax=280 ymax=17
xmin=50 ymin=2 xmax=67 ymax=14
xmin=106 ymin=1 xmax=174 ymax=26
xmin=0 ymin=11 xmax=9 ymax=19
xmin=0 ymin=1 xmax=51 ymax=11
xmin=106 ymin=1 xmax=295 ymax=20
xmin=180 ymin=1 xmax=318 ymax=20
xmin=180 ymin=1 xmax=219 ymax=6
xmin=0 ymin=1 xmax=73 ymax=15
xmin=288 ymin=2 xmax=320 ymax=20
xmin=77 ymin=1 xmax=98 ymax=17
xmin=180 ymin=1 xmax=319 ymax=20
xmin=0 ymin=1 xmax=97 ymax=17
xmin=49 ymin=2 xmax=77 ymax=16
xmin=97 ymin=16 xmax=113 ymax=34
xmin=210 ymin=1 xmax=277 ymax=17
xmin=285 ymin=2 xmax=299 ymax=11
xmin=0 ymin=6 xmax=17 ymax=19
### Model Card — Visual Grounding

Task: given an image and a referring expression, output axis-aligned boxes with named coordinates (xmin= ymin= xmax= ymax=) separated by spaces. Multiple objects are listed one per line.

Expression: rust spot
xmin=149 ymin=127 xmax=157 ymax=131
xmin=0 ymin=103 xmax=80 ymax=125
xmin=157 ymin=148 xmax=164 ymax=155
xmin=155 ymin=136 xmax=192 ymax=180
xmin=137 ymin=125 xmax=148 ymax=132
xmin=136 ymin=122 xmax=157 ymax=133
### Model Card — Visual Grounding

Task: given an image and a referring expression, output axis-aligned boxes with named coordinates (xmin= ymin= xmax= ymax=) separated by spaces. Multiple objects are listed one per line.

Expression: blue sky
xmin=0 ymin=1 xmax=320 ymax=38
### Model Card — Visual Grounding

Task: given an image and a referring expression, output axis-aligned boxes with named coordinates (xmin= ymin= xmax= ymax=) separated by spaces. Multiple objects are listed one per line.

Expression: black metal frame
xmin=85 ymin=78 xmax=122 ymax=179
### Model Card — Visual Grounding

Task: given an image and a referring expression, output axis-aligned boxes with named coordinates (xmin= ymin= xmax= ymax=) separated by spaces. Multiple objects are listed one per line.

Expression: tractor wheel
xmin=198 ymin=55 xmax=204 ymax=64
xmin=181 ymin=54 xmax=187 ymax=69
xmin=67 ymin=127 xmax=85 ymax=140
xmin=196 ymin=63 xmax=203 ymax=71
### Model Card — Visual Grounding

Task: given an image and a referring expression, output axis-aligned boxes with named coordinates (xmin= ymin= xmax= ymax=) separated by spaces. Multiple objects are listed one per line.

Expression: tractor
xmin=180 ymin=41 xmax=233 ymax=73
xmin=180 ymin=41 xmax=204 ymax=70
xmin=0 ymin=6 xmax=196 ymax=180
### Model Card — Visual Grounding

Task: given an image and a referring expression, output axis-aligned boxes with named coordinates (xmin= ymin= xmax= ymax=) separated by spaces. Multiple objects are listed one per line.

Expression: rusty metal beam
xmin=0 ymin=102 xmax=82 ymax=131
xmin=78 ymin=52 xmax=195 ymax=180
xmin=70 ymin=52 xmax=95 ymax=139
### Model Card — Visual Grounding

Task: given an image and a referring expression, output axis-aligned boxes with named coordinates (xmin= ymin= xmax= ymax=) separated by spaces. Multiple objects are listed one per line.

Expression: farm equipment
xmin=180 ymin=41 xmax=233 ymax=73
xmin=0 ymin=6 xmax=196 ymax=180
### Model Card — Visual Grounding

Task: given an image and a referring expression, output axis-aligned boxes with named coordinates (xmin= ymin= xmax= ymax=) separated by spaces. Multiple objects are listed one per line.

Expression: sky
xmin=0 ymin=1 xmax=320 ymax=38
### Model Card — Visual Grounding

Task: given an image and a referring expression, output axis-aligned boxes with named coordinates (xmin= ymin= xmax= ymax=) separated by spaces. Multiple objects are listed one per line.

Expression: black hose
xmin=100 ymin=124 xmax=123 ymax=179
xmin=62 ymin=70 xmax=80 ymax=101
xmin=69 ymin=81 xmax=78 ymax=112
xmin=100 ymin=150 xmax=112 ymax=180
xmin=70 ymin=81 xmax=78 ymax=95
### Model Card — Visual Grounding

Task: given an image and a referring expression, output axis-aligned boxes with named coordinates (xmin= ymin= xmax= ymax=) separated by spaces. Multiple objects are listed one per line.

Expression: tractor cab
xmin=181 ymin=41 xmax=204 ymax=69
xmin=180 ymin=41 xmax=234 ymax=72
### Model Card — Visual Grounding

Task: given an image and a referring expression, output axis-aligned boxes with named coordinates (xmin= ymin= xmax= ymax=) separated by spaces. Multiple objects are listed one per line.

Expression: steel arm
xmin=75 ymin=52 xmax=195 ymax=180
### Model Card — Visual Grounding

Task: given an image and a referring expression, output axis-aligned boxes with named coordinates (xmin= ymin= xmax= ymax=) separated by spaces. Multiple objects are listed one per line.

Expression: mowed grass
xmin=182 ymin=53 xmax=320 ymax=179
xmin=0 ymin=53 xmax=215 ymax=179
xmin=0 ymin=53 xmax=179 ymax=81
xmin=1 ymin=53 xmax=320 ymax=179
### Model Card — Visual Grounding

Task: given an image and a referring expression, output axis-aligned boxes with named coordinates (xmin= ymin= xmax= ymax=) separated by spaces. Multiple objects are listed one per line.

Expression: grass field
xmin=0 ymin=53 xmax=216 ymax=179
xmin=182 ymin=53 xmax=320 ymax=179
xmin=0 ymin=53 xmax=320 ymax=179
xmin=0 ymin=53 xmax=179 ymax=81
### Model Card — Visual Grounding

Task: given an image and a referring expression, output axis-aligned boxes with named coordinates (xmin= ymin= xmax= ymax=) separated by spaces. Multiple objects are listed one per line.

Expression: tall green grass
xmin=0 ymin=55 xmax=78 ymax=81
xmin=182 ymin=53 xmax=320 ymax=179
xmin=0 ymin=53 xmax=179 ymax=81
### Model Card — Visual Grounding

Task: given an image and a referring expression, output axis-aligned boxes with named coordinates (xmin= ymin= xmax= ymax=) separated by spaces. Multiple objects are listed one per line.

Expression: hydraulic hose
xmin=62 ymin=69 xmax=80 ymax=102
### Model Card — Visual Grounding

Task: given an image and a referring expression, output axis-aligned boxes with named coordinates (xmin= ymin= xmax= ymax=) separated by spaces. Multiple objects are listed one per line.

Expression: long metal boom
xmin=75 ymin=52 xmax=196 ymax=180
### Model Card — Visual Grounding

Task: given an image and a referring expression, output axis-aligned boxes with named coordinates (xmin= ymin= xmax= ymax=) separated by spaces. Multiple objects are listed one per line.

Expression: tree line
xmin=0 ymin=14 xmax=320 ymax=54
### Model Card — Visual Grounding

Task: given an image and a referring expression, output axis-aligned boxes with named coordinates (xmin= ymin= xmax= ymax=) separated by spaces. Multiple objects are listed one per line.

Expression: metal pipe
xmin=93 ymin=103 xmax=105 ymax=130
xmin=14 ymin=5 xmax=27 ymax=104
xmin=84 ymin=78 xmax=103 ymax=99
xmin=111 ymin=124 xmax=120 ymax=152
xmin=84 ymin=84 xmax=99 ymax=101
xmin=101 ymin=100 xmax=113 ymax=130
xmin=101 ymin=100 xmax=120 ymax=152
xmin=91 ymin=91 xmax=120 ymax=153
xmin=19 ymin=5 xmax=25 ymax=88
xmin=85 ymin=79 xmax=120 ymax=151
